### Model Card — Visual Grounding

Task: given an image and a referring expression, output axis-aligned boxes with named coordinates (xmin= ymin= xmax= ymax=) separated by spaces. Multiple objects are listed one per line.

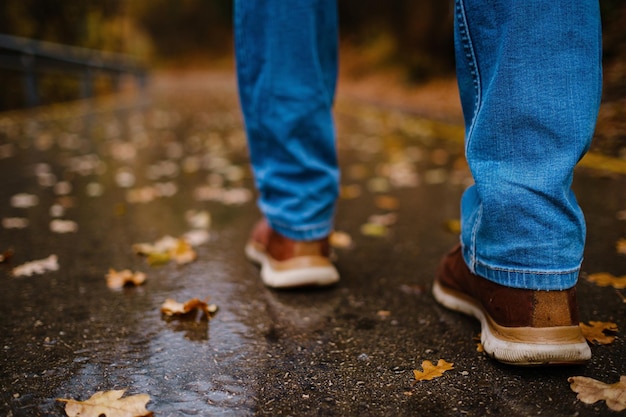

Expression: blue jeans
xmin=234 ymin=0 xmax=339 ymax=241
xmin=234 ymin=0 xmax=602 ymax=290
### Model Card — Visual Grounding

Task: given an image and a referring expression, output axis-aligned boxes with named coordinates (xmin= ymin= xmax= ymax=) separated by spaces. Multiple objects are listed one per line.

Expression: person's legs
xmin=434 ymin=0 xmax=602 ymax=364
xmin=234 ymin=0 xmax=340 ymax=287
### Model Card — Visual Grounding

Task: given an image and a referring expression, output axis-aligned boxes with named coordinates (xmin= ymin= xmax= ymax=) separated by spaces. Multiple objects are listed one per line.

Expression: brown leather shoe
xmin=245 ymin=219 xmax=339 ymax=288
xmin=433 ymin=245 xmax=591 ymax=365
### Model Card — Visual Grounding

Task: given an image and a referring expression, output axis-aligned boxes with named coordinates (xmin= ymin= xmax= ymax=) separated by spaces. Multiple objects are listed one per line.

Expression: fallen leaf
xmin=329 ymin=231 xmax=353 ymax=249
xmin=367 ymin=177 xmax=390 ymax=193
xmin=579 ymin=321 xmax=619 ymax=345
xmin=2 ymin=217 xmax=29 ymax=229
xmin=375 ymin=195 xmax=399 ymax=210
xmin=185 ymin=210 xmax=211 ymax=229
xmin=444 ymin=219 xmax=461 ymax=234
xmin=10 ymin=193 xmax=39 ymax=208
xmin=50 ymin=219 xmax=78 ymax=233
xmin=106 ymin=269 xmax=147 ymax=289
xmin=58 ymin=389 xmax=152 ymax=417
xmin=133 ymin=236 xmax=197 ymax=266
xmin=569 ymin=375 xmax=626 ymax=412
xmin=170 ymin=239 xmax=197 ymax=265
xmin=413 ymin=359 xmax=454 ymax=382
xmin=12 ymin=255 xmax=59 ymax=277
xmin=160 ymin=298 xmax=218 ymax=318
xmin=360 ymin=222 xmax=388 ymax=237
xmin=586 ymin=272 xmax=626 ymax=289
xmin=340 ymin=184 xmax=362 ymax=199
xmin=0 ymin=248 xmax=14 ymax=263
xmin=617 ymin=239 xmax=626 ymax=255
xmin=367 ymin=213 xmax=398 ymax=227
xmin=182 ymin=229 xmax=210 ymax=246
xmin=377 ymin=310 xmax=391 ymax=318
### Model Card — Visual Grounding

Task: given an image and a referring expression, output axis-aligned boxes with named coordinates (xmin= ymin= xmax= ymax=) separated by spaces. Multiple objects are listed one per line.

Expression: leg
xmin=234 ymin=0 xmax=340 ymax=288
xmin=434 ymin=0 xmax=602 ymax=364
xmin=234 ymin=0 xmax=339 ymax=241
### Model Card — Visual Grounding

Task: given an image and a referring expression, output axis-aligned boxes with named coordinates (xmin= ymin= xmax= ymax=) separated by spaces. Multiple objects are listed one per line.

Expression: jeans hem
xmin=462 ymin=248 xmax=580 ymax=291
xmin=268 ymin=218 xmax=334 ymax=241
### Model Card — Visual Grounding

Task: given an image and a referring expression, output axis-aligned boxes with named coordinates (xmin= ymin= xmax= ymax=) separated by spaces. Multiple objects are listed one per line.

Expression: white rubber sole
xmin=432 ymin=281 xmax=591 ymax=366
xmin=245 ymin=243 xmax=339 ymax=289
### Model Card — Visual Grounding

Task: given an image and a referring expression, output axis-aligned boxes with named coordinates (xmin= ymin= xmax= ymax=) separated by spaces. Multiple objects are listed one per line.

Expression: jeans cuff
xmin=268 ymin=218 xmax=334 ymax=241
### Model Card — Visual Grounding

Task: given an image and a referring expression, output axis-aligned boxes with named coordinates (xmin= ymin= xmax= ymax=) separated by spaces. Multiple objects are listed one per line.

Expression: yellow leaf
xmin=360 ymin=222 xmax=388 ymax=237
xmin=444 ymin=219 xmax=461 ymax=234
xmin=57 ymin=389 xmax=152 ymax=417
xmin=569 ymin=375 xmax=626 ymax=412
xmin=133 ymin=236 xmax=197 ymax=266
xmin=106 ymin=269 xmax=146 ymax=290
xmin=147 ymin=252 xmax=171 ymax=266
xmin=586 ymin=272 xmax=626 ymax=289
xmin=170 ymin=239 xmax=197 ymax=265
xmin=579 ymin=321 xmax=618 ymax=345
xmin=413 ymin=359 xmax=454 ymax=382
xmin=616 ymin=239 xmax=626 ymax=255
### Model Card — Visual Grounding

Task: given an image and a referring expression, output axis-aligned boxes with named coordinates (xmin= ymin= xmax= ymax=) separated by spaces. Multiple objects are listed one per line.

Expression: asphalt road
xmin=1 ymin=73 xmax=625 ymax=416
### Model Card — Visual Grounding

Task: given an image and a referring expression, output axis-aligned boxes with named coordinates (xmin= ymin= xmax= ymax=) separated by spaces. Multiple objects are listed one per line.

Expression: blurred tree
xmin=128 ymin=0 xmax=233 ymax=66
xmin=338 ymin=1 xmax=455 ymax=80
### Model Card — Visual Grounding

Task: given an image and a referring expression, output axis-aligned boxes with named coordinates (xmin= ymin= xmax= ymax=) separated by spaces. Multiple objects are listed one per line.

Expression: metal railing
xmin=0 ymin=33 xmax=147 ymax=107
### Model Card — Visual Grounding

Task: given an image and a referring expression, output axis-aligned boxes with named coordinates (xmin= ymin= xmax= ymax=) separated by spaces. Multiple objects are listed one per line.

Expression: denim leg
xmin=234 ymin=0 xmax=339 ymax=241
xmin=455 ymin=0 xmax=602 ymax=290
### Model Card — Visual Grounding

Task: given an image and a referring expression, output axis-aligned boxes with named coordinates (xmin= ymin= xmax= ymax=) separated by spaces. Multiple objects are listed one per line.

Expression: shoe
xmin=432 ymin=245 xmax=591 ymax=366
xmin=245 ymin=219 xmax=339 ymax=288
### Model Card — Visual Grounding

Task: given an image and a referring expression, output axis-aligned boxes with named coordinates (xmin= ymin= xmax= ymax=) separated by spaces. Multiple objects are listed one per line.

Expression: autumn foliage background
xmin=0 ymin=0 xmax=625 ymax=154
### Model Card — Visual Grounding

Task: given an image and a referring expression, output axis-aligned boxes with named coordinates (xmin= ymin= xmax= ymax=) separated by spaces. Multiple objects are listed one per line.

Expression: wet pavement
xmin=1 ymin=72 xmax=625 ymax=417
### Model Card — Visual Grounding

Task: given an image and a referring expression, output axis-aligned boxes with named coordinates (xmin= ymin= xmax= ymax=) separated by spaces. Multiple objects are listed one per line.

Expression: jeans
xmin=234 ymin=0 xmax=602 ymax=290
xmin=234 ymin=0 xmax=339 ymax=241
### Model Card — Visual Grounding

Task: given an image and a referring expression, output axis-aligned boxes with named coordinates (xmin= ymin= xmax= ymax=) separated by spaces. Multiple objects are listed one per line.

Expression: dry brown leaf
xmin=579 ymin=321 xmax=619 ymax=345
xmin=161 ymin=298 xmax=218 ymax=318
xmin=0 ymin=248 xmax=14 ymax=263
xmin=586 ymin=272 xmax=626 ymax=289
xmin=57 ymin=389 xmax=152 ymax=417
xmin=377 ymin=310 xmax=391 ymax=318
xmin=375 ymin=195 xmax=400 ymax=210
xmin=569 ymin=375 xmax=626 ymax=412
xmin=106 ymin=269 xmax=147 ymax=290
xmin=413 ymin=359 xmax=454 ymax=382
xmin=340 ymin=184 xmax=362 ymax=199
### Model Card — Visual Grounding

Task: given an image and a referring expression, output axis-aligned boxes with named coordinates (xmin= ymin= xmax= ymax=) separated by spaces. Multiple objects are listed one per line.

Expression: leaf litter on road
xmin=579 ymin=321 xmax=619 ymax=345
xmin=12 ymin=255 xmax=59 ymax=277
xmin=106 ymin=269 xmax=147 ymax=290
xmin=413 ymin=359 xmax=454 ymax=382
xmin=161 ymin=298 xmax=218 ymax=319
xmin=569 ymin=375 xmax=626 ymax=412
xmin=57 ymin=389 xmax=152 ymax=417
xmin=585 ymin=272 xmax=626 ymax=289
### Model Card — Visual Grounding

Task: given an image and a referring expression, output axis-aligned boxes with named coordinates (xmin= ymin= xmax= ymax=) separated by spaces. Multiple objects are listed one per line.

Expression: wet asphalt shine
xmin=1 ymin=74 xmax=625 ymax=416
